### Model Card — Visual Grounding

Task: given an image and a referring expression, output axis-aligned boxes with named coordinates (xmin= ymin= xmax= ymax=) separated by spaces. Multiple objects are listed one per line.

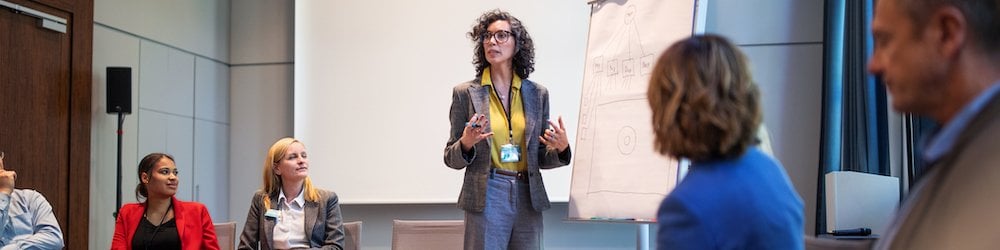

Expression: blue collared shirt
xmin=923 ymin=82 xmax=1000 ymax=164
xmin=0 ymin=189 xmax=64 ymax=250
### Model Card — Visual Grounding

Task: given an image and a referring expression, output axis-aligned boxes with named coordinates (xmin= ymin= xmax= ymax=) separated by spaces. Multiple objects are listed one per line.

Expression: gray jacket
xmin=237 ymin=189 xmax=345 ymax=250
xmin=444 ymin=78 xmax=571 ymax=212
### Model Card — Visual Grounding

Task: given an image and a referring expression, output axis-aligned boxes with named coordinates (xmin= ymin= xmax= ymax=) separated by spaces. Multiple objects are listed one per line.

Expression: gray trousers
xmin=464 ymin=173 xmax=543 ymax=250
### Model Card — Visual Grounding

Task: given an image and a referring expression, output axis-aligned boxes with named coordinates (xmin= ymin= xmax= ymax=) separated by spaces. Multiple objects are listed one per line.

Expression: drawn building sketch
xmin=569 ymin=0 xmax=698 ymax=221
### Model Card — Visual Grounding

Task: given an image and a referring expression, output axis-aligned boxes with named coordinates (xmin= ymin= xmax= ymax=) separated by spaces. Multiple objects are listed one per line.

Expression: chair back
xmin=391 ymin=219 xmax=464 ymax=250
xmin=213 ymin=221 xmax=237 ymax=250
xmin=343 ymin=221 xmax=363 ymax=250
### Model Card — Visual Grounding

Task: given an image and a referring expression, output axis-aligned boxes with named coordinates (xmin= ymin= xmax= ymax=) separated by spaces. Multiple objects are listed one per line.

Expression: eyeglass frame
xmin=481 ymin=30 xmax=515 ymax=44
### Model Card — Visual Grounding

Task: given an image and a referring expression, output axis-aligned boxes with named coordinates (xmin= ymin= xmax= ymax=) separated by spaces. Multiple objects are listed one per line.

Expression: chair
xmin=805 ymin=235 xmax=873 ymax=250
xmin=213 ymin=221 xmax=237 ymax=250
xmin=391 ymin=219 xmax=465 ymax=250
xmin=343 ymin=221 xmax=363 ymax=250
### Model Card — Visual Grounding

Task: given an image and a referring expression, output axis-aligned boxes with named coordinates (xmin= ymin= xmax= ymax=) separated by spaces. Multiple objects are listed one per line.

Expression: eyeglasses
xmin=482 ymin=30 xmax=514 ymax=44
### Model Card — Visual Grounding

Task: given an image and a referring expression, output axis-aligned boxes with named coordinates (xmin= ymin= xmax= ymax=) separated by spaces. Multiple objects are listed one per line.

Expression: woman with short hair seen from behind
xmin=647 ymin=34 xmax=804 ymax=249
xmin=112 ymin=153 xmax=220 ymax=250
xmin=238 ymin=137 xmax=345 ymax=250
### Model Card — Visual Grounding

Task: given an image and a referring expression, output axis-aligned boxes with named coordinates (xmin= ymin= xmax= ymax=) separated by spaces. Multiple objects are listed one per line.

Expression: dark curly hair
xmin=647 ymin=34 xmax=761 ymax=162
xmin=468 ymin=9 xmax=535 ymax=79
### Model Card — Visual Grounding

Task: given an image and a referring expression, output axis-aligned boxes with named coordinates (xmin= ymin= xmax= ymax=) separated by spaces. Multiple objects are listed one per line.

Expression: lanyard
xmin=491 ymin=83 xmax=514 ymax=144
xmin=143 ymin=200 xmax=174 ymax=250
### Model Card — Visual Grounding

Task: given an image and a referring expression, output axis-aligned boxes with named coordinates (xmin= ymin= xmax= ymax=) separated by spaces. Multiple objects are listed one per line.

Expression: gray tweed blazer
xmin=444 ymin=78 xmax=572 ymax=212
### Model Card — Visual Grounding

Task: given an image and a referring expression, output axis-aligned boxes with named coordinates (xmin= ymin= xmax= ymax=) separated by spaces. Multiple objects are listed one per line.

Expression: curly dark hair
xmin=468 ymin=9 xmax=535 ymax=79
xmin=647 ymin=34 xmax=761 ymax=162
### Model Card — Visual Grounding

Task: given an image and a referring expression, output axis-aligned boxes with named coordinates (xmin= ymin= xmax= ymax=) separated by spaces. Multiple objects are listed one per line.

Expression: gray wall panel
xmin=706 ymin=0 xmax=824 ymax=44
xmin=230 ymin=0 xmax=294 ymax=64
xmin=195 ymin=57 xmax=230 ymax=123
xmin=95 ymin=0 xmax=231 ymax=62
xmin=139 ymin=41 xmax=196 ymax=116
xmin=194 ymin=120 xmax=230 ymax=221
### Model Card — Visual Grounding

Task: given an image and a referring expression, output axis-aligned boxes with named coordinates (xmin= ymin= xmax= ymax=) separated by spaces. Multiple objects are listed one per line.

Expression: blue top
xmin=923 ymin=81 xmax=1000 ymax=164
xmin=0 ymin=189 xmax=64 ymax=250
xmin=657 ymin=148 xmax=804 ymax=250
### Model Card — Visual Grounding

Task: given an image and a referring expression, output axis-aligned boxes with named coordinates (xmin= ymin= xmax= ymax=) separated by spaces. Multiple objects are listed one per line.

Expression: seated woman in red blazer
xmin=112 ymin=153 xmax=220 ymax=250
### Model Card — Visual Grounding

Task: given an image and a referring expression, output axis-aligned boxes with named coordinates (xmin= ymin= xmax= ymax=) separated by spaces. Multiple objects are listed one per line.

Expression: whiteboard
xmin=567 ymin=0 xmax=705 ymax=221
xmin=294 ymin=1 xmax=590 ymax=204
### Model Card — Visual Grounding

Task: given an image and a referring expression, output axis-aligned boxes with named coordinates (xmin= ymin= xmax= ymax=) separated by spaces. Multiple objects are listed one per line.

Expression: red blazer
xmin=112 ymin=197 xmax=220 ymax=250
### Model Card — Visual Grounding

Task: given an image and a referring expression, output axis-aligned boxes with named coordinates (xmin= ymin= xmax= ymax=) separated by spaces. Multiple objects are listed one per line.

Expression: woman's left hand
xmin=539 ymin=116 xmax=570 ymax=152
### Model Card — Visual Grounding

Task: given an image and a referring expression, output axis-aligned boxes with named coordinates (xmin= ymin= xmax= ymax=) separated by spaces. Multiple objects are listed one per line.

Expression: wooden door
xmin=0 ymin=0 xmax=91 ymax=248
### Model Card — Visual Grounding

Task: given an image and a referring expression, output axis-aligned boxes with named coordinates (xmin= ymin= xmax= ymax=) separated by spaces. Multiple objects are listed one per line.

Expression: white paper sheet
xmin=568 ymin=0 xmax=699 ymax=221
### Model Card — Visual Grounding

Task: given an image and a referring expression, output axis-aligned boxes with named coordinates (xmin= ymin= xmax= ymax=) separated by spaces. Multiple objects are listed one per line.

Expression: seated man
xmin=0 ymin=152 xmax=64 ymax=249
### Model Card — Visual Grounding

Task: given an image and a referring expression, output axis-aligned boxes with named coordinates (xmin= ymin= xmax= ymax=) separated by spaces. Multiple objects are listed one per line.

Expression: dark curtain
xmin=903 ymin=115 xmax=938 ymax=185
xmin=817 ymin=0 xmax=888 ymax=235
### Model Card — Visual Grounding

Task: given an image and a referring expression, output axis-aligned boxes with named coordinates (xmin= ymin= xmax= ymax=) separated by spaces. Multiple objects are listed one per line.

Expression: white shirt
xmin=273 ymin=189 xmax=308 ymax=249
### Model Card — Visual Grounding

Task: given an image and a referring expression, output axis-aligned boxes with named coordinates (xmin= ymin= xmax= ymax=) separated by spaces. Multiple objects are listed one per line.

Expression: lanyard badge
xmin=493 ymin=82 xmax=521 ymax=163
xmin=500 ymin=143 xmax=521 ymax=163
xmin=264 ymin=209 xmax=280 ymax=219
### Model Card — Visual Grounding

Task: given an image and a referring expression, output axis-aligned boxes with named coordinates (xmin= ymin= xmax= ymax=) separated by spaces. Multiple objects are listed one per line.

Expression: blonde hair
xmin=647 ymin=34 xmax=761 ymax=161
xmin=261 ymin=137 xmax=321 ymax=209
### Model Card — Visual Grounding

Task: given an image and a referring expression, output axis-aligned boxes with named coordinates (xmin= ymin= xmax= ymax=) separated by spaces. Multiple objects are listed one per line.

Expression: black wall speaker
xmin=106 ymin=67 xmax=132 ymax=114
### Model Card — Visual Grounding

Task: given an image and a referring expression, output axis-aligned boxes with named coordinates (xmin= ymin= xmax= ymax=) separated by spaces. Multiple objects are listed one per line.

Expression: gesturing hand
xmin=540 ymin=116 xmax=570 ymax=152
xmin=0 ymin=152 xmax=16 ymax=195
xmin=460 ymin=114 xmax=494 ymax=151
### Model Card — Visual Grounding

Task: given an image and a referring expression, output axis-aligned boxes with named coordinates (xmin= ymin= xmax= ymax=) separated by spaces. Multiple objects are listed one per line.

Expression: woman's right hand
xmin=460 ymin=113 xmax=493 ymax=151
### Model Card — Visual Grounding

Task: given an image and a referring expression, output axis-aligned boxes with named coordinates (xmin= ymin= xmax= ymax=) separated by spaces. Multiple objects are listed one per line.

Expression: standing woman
xmin=444 ymin=9 xmax=572 ymax=250
xmin=647 ymin=35 xmax=803 ymax=249
xmin=238 ymin=137 xmax=345 ymax=250
xmin=112 ymin=153 xmax=220 ymax=250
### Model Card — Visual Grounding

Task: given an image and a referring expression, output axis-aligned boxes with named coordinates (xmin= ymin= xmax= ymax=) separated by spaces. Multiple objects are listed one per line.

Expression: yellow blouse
xmin=481 ymin=67 xmax=528 ymax=171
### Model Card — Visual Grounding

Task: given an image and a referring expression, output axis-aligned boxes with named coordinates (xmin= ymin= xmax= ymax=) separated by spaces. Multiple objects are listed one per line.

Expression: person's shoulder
xmin=173 ymin=198 xmax=209 ymax=210
xmin=743 ymin=147 xmax=777 ymax=164
xmin=174 ymin=199 xmax=213 ymax=216
xmin=314 ymin=188 xmax=341 ymax=205
xmin=453 ymin=79 xmax=480 ymax=91
xmin=177 ymin=199 xmax=208 ymax=208
xmin=252 ymin=190 xmax=269 ymax=199
xmin=521 ymin=79 xmax=548 ymax=94
xmin=118 ymin=202 xmax=145 ymax=214
xmin=315 ymin=188 xmax=338 ymax=199
xmin=12 ymin=188 xmax=44 ymax=198
xmin=11 ymin=189 xmax=52 ymax=205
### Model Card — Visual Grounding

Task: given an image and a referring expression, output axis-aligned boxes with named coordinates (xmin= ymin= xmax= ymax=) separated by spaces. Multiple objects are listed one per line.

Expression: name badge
xmin=500 ymin=143 xmax=521 ymax=163
xmin=264 ymin=209 xmax=280 ymax=219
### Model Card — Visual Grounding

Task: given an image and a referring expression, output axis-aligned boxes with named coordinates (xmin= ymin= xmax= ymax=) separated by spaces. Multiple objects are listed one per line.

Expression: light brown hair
xmin=647 ymin=34 xmax=761 ymax=161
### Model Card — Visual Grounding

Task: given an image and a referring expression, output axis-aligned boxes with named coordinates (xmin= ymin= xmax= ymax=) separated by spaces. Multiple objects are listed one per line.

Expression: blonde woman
xmin=238 ymin=138 xmax=345 ymax=250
